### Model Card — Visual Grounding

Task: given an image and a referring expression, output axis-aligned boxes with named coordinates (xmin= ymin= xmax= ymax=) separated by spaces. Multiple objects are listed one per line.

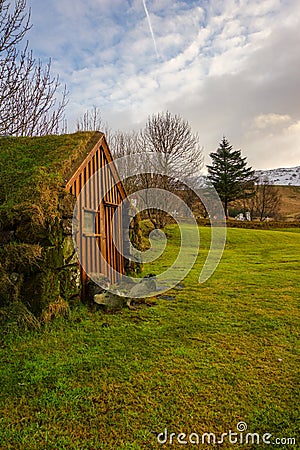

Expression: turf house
xmin=0 ymin=131 xmax=130 ymax=324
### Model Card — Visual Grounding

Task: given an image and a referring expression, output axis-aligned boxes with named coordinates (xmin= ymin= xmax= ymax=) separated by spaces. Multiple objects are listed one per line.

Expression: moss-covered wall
xmin=123 ymin=204 xmax=143 ymax=275
xmin=0 ymin=191 xmax=81 ymax=318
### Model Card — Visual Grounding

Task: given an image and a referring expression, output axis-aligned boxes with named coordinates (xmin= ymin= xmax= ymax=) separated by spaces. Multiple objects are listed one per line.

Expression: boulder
xmin=94 ymin=291 xmax=126 ymax=308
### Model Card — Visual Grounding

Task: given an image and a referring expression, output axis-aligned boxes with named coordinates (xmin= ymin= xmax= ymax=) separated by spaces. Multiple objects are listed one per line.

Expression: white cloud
xmin=287 ymin=120 xmax=300 ymax=134
xmin=253 ymin=114 xmax=291 ymax=130
xmin=27 ymin=0 xmax=300 ymax=169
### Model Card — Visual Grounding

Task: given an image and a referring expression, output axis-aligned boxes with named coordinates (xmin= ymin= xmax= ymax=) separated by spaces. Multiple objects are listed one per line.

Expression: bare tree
xmin=76 ymin=106 xmax=102 ymax=132
xmin=108 ymin=112 xmax=203 ymax=228
xmin=179 ymin=187 xmax=208 ymax=219
xmin=139 ymin=111 xmax=203 ymax=227
xmin=142 ymin=111 xmax=203 ymax=180
xmin=107 ymin=129 xmax=142 ymax=194
xmin=0 ymin=0 xmax=67 ymax=136
xmin=249 ymin=177 xmax=282 ymax=221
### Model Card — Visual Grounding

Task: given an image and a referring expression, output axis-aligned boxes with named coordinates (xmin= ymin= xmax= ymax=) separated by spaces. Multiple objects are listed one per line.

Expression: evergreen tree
xmin=207 ymin=137 xmax=256 ymax=218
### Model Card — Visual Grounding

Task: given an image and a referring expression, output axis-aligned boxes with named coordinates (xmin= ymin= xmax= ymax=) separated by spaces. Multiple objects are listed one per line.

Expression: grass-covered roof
xmin=0 ymin=131 xmax=101 ymax=213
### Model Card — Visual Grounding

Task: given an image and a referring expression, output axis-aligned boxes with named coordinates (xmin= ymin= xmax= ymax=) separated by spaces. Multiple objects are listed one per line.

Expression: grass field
xmin=0 ymin=226 xmax=299 ymax=449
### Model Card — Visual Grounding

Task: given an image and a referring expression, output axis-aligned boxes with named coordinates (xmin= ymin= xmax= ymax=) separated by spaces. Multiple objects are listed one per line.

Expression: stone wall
xmin=0 ymin=192 xmax=81 ymax=318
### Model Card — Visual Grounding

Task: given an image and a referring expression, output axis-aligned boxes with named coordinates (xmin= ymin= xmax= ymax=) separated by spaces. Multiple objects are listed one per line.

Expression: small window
xmin=83 ymin=210 xmax=96 ymax=235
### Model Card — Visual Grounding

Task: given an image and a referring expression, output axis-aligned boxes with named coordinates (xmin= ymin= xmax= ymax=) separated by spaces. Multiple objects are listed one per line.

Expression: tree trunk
xmin=224 ymin=199 xmax=228 ymax=219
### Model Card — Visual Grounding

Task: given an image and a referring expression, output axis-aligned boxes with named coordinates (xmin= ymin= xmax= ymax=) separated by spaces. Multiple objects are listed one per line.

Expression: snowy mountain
xmin=255 ymin=166 xmax=300 ymax=186
xmin=191 ymin=165 xmax=300 ymax=187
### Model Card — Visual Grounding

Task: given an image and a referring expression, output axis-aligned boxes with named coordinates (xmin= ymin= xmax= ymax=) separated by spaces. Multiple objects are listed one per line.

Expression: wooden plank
xmin=103 ymin=201 xmax=119 ymax=207
xmin=65 ymin=133 xmax=126 ymax=293
xmin=83 ymin=233 xmax=105 ymax=238
xmin=99 ymin=138 xmax=127 ymax=201
xmin=65 ymin=133 xmax=104 ymax=191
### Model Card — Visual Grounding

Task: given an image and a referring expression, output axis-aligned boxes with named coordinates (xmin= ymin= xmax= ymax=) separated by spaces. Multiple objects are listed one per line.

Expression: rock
xmin=174 ymin=283 xmax=184 ymax=290
xmin=86 ymin=279 xmax=106 ymax=303
xmin=10 ymin=272 xmax=20 ymax=283
xmin=89 ymin=273 xmax=110 ymax=290
xmin=115 ymin=277 xmax=136 ymax=290
xmin=62 ymin=236 xmax=77 ymax=264
xmin=111 ymin=277 xmax=136 ymax=296
xmin=94 ymin=292 xmax=125 ymax=308
xmin=129 ymin=275 xmax=157 ymax=298
xmin=58 ymin=266 xmax=81 ymax=299
xmin=62 ymin=218 xmax=73 ymax=235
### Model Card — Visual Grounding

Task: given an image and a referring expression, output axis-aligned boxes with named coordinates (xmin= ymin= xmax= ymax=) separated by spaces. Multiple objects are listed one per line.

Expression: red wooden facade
xmin=66 ymin=133 xmax=127 ymax=293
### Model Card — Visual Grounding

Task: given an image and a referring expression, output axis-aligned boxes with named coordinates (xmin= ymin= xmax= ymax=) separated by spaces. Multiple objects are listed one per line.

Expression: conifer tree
xmin=207 ymin=137 xmax=256 ymax=218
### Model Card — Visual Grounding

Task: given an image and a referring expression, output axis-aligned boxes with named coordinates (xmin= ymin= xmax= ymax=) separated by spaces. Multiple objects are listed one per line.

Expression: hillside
xmin=277 ymin=185 xmax=300 ymax=221
xmin=256 ymin=166 xmax=300 ymax=186
xmin=191 ymin=166 xmax=300 ymax=220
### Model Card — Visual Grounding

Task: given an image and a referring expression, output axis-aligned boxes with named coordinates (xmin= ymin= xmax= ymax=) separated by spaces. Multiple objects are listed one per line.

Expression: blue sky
xmin=27 ymin=0 xmax=300 ymax=170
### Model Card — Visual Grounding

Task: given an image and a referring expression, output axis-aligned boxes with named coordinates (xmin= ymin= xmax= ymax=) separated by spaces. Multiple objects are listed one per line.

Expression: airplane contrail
xmin=142 ymin=0 xmax=160 ymax=59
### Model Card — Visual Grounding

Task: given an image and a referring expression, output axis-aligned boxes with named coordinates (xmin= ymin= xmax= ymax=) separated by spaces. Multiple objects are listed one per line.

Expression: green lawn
xmin=0 ymin=226 xmax=299 ymax=449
